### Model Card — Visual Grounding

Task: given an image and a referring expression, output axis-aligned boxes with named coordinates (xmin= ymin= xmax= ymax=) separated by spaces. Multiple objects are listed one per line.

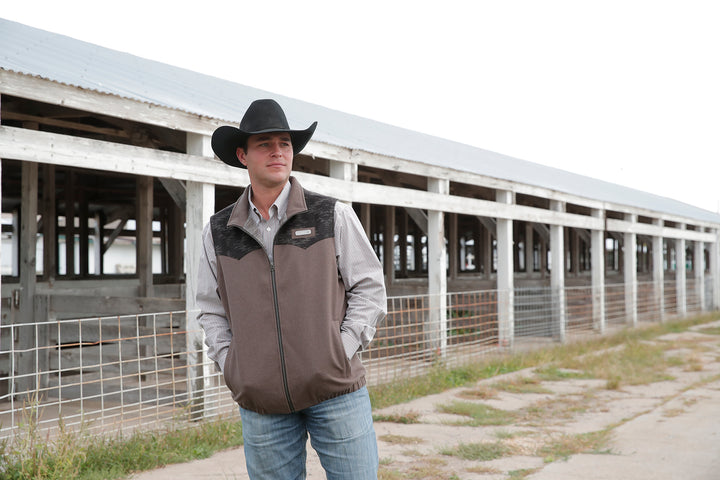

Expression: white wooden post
xmin=677 ymin=225 xmax=687 ymax=317
xmin=713 ymin=230 xmax=720 ymax=310
xmin=496 ymin=190 xmax=514 ymax=348
xmin=0 ymin=157 xmax=2 ymax=320
xmin=185 ymin=133 xmax=215 ymax=418
xmin=427 ymin=178 xmax=448 ymax=359
xmin=695 ymin=240 xmax=705 ymax=312
xmin=652 ymin=219 xmax=665 ymax=322
xmin=591 ymin=209 xmax=606 ymax=333
xmin=550 ymin=201 xmax=566 ymax=342
xmin=624 ymin=214 xmax=638 ymax=326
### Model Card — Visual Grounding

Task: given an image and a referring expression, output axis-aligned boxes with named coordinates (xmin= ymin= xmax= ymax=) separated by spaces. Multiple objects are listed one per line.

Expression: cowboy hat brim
xmin=211 ymin=122 xmax=318 ymax=168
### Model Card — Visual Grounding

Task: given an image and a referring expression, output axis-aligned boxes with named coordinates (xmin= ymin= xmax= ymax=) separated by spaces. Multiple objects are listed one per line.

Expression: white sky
xmin=4 ymin=1 xmax=720 ymax=213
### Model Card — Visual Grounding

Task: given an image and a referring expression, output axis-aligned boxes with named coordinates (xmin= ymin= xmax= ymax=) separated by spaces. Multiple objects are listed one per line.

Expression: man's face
xmin=236 ymin=132 xmax=293 ymax=189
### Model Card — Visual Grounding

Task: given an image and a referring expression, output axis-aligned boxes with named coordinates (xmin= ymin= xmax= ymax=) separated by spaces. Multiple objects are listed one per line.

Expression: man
xmin=196 ymin=99 xmax=387 ymax=479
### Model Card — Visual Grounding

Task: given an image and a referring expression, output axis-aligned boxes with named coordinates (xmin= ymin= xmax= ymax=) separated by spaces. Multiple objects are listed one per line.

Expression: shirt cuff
xmin=341 ymin=331 xmax=362 ymax=360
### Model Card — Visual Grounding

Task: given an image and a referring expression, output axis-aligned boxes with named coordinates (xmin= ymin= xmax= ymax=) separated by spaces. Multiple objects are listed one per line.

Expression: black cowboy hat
xmin=211 ymin=99 xmax=317 ymax=168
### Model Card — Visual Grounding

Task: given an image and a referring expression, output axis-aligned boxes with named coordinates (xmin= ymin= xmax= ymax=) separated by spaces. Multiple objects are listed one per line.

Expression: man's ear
xmin=236 ymin=147 xmax=247 ymax=166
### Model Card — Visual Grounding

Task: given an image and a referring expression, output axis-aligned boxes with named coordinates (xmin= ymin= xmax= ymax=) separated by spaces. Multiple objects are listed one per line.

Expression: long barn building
xmin=1 ymin=19 xmax=720 ymax=422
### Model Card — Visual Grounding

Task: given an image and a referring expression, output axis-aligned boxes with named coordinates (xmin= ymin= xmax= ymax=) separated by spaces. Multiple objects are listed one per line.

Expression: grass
xmin=558 ymin=337 xmax=676 ymax=388
xmin=0 ymin=414 xmax=243 ymax=480
xmin=436 ymin=400 xmax=516 ymax=426
xmin=491 ymin=376 xmax=553 ymax=394
xmin=378 ymin=434 xmax=424 ymax=445
xmin=698 ymin=325 xmax=720 ymax=336
xmin=440 ymin=441 xmax=512 ymax=461
xmin=368 ymin=356 xmax=529 ymax=409
xmin=538 ymin=430 xmax=613 ymax=462
xmin=372 ymin=411 xmax=421 ymax=424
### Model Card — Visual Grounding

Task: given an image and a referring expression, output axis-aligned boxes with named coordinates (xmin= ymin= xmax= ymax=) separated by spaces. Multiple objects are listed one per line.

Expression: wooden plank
xmin=42 ymin=165 xmax=57 ymax=281
xmin=49 ymin=295 xmax=185 ymax=315
xmin=606 ymin=218 xmax=715 ymax=242
xmin=0 ymin=70 xmax=221 ymax=135
xmin=17 ymin=161 xmax=38 ymax=397
xmin=52 ymin=317 xmax=184 ymax=344
xmin=2 ymin=126 xmax=717 ymax=232
xmin=136 ymin=176 xmax=153 ymax=297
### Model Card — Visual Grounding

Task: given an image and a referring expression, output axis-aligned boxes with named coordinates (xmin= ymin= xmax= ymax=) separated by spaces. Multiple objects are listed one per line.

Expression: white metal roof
xmin=1 ymin=18 xmax=718 ymax=225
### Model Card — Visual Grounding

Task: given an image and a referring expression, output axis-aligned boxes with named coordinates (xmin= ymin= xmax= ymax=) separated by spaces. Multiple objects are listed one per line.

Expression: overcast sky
xmin=4 ymin=1 xmax=720 ymax=213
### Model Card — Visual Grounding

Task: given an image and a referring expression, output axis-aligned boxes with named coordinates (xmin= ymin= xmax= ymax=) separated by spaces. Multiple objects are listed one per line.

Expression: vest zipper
xmin=270 ymin=262 xmax=295 ymax=413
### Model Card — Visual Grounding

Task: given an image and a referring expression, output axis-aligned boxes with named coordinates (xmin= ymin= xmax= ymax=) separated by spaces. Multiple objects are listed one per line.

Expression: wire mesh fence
xmin=0 ymin=278 xmax=715 ymax=442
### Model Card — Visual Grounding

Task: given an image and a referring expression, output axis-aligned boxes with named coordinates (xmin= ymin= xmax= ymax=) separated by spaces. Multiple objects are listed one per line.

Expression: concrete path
xmin=129 ymin=324 xmax=720 ymax=480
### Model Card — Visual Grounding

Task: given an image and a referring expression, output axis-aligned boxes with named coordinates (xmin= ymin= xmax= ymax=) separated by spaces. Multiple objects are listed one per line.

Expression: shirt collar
xmin=248 ymin=181 xmax=291 ymax=221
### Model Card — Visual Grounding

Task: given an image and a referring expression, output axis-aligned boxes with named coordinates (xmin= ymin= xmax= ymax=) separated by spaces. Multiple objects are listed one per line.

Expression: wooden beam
xmin=159 ymin=178 xmax=187 ymax=210
xmin=476 ymin=216 xmax=496 ymax=236
xmin=136 ymin=176 xmax=153 ymax=297
xmin=2 ymin=126 xmax=718 ymax=236
xmin=50 ymin=295 xmax=185 ymax=315
xmin=17 ymin=161 xmax=38 ymax=397
xmin=42 ymin=164 xmax=56 ymax=281
xmin=404 ymin=207 xmax=428 ymax=235
xmin=2 ymin=111 xmax=130 ymax=138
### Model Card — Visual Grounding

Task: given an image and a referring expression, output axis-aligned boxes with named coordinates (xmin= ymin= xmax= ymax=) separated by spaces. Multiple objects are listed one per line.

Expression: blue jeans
xmin=239 ymin=386 xmax=378 ymax=480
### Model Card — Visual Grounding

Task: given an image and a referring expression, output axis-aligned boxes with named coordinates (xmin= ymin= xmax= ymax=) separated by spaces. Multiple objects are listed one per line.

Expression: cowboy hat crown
xmin=211 ymin=99 xmax=317 ymax=168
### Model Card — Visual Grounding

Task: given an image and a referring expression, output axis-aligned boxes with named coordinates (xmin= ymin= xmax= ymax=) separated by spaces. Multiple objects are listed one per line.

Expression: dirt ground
xmin=129 ymin=320 xmax=720 ymax=480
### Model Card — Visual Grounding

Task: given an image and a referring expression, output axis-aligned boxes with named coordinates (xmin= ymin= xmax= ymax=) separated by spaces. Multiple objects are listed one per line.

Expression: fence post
xmin=713 ymin=230 xmax=720 ymax=310
xmin=695 ymin=240 xmax=705 ymax=311
xmin=550 ymin=201 xmax=566 ymax=343
xmin=624 ymin=214 xmax=638 ymax=326
xmin=676 ymin=225 xmax=687 ymax=317
xmin=652 ymin=220 xmax=665 ymax=322
xmin=427 ymin=178 xmax=448 ymax=360
xmin=496 ymin=190 xmax=514 ymax=349
xmin=591 ymin=209 xmax=606 ymax=333
xmin=185 ymin=133 xmax=216 ymax=419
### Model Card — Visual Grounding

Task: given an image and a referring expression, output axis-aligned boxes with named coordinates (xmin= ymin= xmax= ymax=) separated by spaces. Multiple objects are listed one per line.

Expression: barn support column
xmin=496 ymin=190 xmax=514 ymax=348
xmin=329 ymin=159 xmax=357 ymax=209
xmin=449 ymin=214 xmax=458 ymax=280
xmin=624 ymin=214 xmax=638 ymax=326
xmin=42 ymin=165 xmax=56 ymax=281
xmin=652 ymin=220 xmax=665 ymax=322
xmin=677 ymin=225 xmax=687 ymax=317
xmin=525 ymin=223 xmax=534 ymax=275
xmin=360 ymin=203 xmax=371 ymax=238
xmin=427 ymin=178 xmax=448 ymax=359
xmin=383 ymin=206 xmax=395 ymax=284
xmin=550 ymin=201 xmax=566 ymax=343
xmin=483 ymin=223 xmax=492 ymax=279
xmin=185 ymin=133 xmax=215 ymax=419
xmin=591 ymin=209 xmax=606 ymax=333
xmin=712 ymin=230 xmax=720 ymax=310
xmin=695 ymin=240 xmax=705 ymax=311
xmin=136 ymin=176 xmax=154 ymax=298
xmin=16 ymin=161 xmax=38 ymax=398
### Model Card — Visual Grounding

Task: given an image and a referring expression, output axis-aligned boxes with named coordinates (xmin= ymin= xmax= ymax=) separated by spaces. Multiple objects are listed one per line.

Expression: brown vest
xmin=210 ymin=179 xmax=366 ymax=414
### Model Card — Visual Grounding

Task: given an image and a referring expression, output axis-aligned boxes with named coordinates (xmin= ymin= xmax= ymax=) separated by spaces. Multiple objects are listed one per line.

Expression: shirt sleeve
xmin=196 ymin=223 xmax=233 ymax=374
xmin=334 ymin=201 xmax=388 ymax=359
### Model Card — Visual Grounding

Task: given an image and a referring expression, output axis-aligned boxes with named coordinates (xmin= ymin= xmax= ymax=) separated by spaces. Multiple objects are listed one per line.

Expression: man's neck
xmin=250 ymin=180 xmax=289 ymax=220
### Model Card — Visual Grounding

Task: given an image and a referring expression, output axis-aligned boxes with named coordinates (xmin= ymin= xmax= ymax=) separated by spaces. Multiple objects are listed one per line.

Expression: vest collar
xmin=227 ymin=176 xmax=308 ymax=229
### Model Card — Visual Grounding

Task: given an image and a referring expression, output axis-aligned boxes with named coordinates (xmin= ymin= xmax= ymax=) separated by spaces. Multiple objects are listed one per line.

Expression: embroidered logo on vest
xmin=292 ymin=227 xmax=315 ymax=239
